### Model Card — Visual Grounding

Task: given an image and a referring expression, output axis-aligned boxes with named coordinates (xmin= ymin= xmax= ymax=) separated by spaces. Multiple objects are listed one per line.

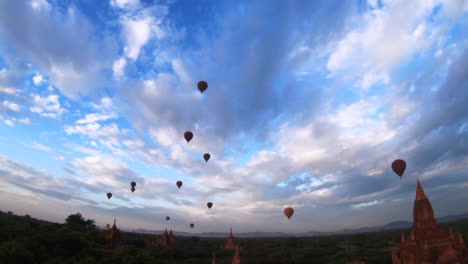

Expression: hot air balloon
xmin=130 ymin=181 xmax=136 ymax=188
xmin=207 ymin=202 xmax=213 ymax=209
xmin=131 ymin=187 xmax=135 ymax=193
xmin=105 ymin=224 xmax=110 ymax=229
xmin=107 ymin=192 xmax=112 ymax=199
xmin=392 ymin=159 xmax=407 ymax=179
xmin=184 ymin=131 xmax=193 ymax=143
xmin=176 ymin=181 xmax=183 ymax=189
xmin=203 ymin=153 xmax=210 ymax=162
xmin=197 ymin=81 xmax=208 ymax=93
xmin=190 ymin=223 xmax=194 ymax=229
xmin=166 ymin=216 xmax=170 ymax=221
xmin=284 ymin=207 xmax=294 ymax=220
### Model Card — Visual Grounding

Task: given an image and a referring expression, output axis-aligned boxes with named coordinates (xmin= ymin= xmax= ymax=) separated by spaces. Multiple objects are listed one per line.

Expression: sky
xmin=0 ymin=0 xmax=467 ymax=234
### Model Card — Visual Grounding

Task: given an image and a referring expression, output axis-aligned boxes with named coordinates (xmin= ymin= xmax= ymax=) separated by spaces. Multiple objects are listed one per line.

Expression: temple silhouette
xmin=221 ymin=228 xmax=238 ymax=250
xmin=105 ymin=219 xmax=123 ymax=249
xmin=392 ymin=179 xmax=468 ymax=263
xmin=151 ymin=228 xmax=176 ymax=247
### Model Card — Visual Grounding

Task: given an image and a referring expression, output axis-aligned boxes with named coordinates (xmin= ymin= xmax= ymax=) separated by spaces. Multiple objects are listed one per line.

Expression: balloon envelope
xmin=184 ymin=131 xmax=193 ymax=143
xmin=130 ymin=181 xmax=136 ymax=188
xmin=392 ymin=159 xmax=407 ymax=177
xmin=207 ymin=202 xmax=213 ymax=209
xmin=203 ymin=153 xmax=210 ymax=162
xmin=284 ymin=207 xmax=294 ymax=220
xmin=197 ymin=81 xmax=208 ymax=93
xmin=106 ymin=224 xmax=110 ymax=229
xmin=190 ymin=223 xmax=194 ymax=229
xmin=166 ymin=216 xmax=170 ymax=221
xmin=107 ymin=192 xmax=112 ymax=199
xmin=176 ymin=181 xmax=183 ymax=189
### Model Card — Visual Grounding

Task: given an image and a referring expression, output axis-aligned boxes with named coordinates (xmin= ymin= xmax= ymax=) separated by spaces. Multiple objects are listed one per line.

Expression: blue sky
xmin=0 ymin=0 xmax=468 ymax=233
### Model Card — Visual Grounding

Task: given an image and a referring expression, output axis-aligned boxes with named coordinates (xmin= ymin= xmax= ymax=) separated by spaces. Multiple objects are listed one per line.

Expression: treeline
xmin=1 ymin=211 xmax=468 ymax=264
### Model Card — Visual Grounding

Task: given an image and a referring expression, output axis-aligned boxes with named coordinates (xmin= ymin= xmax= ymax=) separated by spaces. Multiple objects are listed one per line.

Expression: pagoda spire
xmin=415 ymin=179 xmax=427 ymax=200
xmin=212 ymin=252 xmax=216 ymax=264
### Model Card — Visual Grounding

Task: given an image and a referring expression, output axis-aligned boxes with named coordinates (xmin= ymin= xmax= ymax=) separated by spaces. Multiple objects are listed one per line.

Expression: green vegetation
xmin=1 ymin=210 xmax=467 ymax=264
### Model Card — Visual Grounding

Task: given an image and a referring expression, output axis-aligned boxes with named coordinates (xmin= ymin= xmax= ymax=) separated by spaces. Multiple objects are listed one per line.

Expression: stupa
xmin=221 ymin=228 xmax=238 ymax=249
xmin=392 ymin=179 xmax=468 ymax=263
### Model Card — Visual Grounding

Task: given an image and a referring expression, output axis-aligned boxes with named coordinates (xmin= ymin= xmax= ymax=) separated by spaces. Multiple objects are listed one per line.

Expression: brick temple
xmin=105 ymin=219 xmax=123 ymax=249
xmin=392 ymin=179 xmax=468 ymax=264
xmin=151 ymin=228 xmax=176 ymax=247
xmin=221 ymin=228 xmax=238 ymax=250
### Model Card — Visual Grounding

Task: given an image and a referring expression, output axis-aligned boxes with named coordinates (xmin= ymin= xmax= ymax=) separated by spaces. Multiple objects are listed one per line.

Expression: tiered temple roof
xmin=221 ymin=228 xmax=238 ymax=250
xmin=392 ymin=179 xmax=468 ymax=264
xmin=152 ymin=228 xmax=175 ymax=247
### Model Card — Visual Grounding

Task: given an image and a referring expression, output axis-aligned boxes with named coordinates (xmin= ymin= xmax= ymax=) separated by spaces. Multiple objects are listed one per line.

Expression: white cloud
xmin=90 ymin=97 xmax=113 ymax=111
xmin=122 ymin=16 xmax=157 ymax=60
xmin=327 ymin=0 xmax=443 ymax=90
xmin=64 ymin=122 xmax=126 ymax=148
xmin=110 ymin=0 xmax=139 ymax=9
xmin=32 ymin=73 xmax=45 ymax=86
xmin=2 ymin=101 xmax=21 ymax=112
xmin=54 ymin=156 xmax=65 ymax=161
xmin=123 ymin=138 xmax=145 ymax=149
xmin=4 ymin=119 xmax=14 ymax=126
xmin=18 ymin=118 xmax=32 ymax=125
xmin=31 ymin=0 xmax=50 ymax=10
xmin=25 ymin=141 xmax=62 ymax=154
xmin=119 ymin=5 xmax=167 ymax=62
xmin=0 ymin=86 xmax=18 ymax=95
xmin=30 ymin=94 xmax=66 ymax=119
xmin=76 ymin=112 xmax=118 ymax=124
xmin=112 ymin=57 xmax=127 ymax=79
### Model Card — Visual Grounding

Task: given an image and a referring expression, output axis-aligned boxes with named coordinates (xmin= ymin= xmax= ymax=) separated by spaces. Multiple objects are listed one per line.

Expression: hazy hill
xmin=130 ymin=212 xmax=468 ymax=238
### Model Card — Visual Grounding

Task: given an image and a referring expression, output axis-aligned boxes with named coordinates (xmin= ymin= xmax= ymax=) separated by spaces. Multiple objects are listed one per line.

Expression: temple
xmin=105 ymin=219 xmax=123 ymax=249
xmin=221 ymin=228 xmax=238 ymax=250
xmin=232 ymin=246 xmax=241 ymax=264
xmin=392 ymin=179 xmax=468 ymax=264
xmin=169 ymin=229 xmax=175 ymax=243
xmin=152 ymin=228 xmax=175 ymax=247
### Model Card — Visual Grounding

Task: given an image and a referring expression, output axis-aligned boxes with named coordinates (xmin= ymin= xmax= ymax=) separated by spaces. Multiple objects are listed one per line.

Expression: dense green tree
xmin=66 ymin=213 xmax=97 ymax=230
xmin=0 ymin=241 xmax=36 ymax=264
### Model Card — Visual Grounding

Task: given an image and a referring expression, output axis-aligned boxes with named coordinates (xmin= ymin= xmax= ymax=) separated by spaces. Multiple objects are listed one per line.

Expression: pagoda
xmin=392 ymin=179 xmax=468 ymax=264
xmin=221 ymin=228 xmax=238 ymax=249
xmin=169 ymin=229 xmax=175 ymax=243
xmin=152 ymin=228 xmax=174 ymax=247
xmin=232 ymin=246 xmax=241 ymax=264
xmin=105 ymin=219 xmax=123 ymax=249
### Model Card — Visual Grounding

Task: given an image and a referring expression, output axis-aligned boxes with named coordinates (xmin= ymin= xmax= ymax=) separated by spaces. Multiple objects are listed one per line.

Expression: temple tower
xmin=392 ymin=179 xmax=468 ymax=263
xmin=105 ymin=219 xmax=123 ymax=249
xmin=221 ymin=228 xmax=238 ymax=249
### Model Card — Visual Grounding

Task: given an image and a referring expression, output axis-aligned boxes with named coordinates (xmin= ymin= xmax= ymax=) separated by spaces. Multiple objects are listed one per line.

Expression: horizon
xmin=1 ymin=0 xmax=468 ymax=233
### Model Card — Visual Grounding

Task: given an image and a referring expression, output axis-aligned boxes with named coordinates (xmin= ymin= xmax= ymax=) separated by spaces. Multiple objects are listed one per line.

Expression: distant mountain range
xmin=128 ymin=213 xmax=468 ymax=238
